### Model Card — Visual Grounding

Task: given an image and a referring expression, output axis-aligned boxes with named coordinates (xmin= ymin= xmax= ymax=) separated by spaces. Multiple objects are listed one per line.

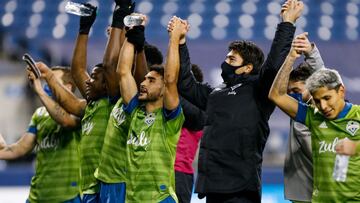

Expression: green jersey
xmin=125 ymin=100 xmax=184 ymax=203
xmin=80 ymin=98 xmax=113 ymax=194
xmin=28 ymin=107 xmax=81 ymax=203
xmin=94 ymin=98 xmax=131 ymax=183
xmin=301 ymin=103 xmax=360 ymax=202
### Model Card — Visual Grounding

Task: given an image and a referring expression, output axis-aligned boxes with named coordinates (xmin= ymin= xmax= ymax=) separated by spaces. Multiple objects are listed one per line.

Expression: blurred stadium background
xmin=0 ymin=0 xmax=360 ymax=202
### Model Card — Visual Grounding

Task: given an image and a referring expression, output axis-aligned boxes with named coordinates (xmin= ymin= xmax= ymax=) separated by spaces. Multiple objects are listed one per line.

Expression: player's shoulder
xmin=33 ymin=106 xmax=48 ymax=117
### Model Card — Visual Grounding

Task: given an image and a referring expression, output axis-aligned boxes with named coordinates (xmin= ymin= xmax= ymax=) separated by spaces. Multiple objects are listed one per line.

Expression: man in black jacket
xmin=167 ymin=0 xmax=304 ymax=202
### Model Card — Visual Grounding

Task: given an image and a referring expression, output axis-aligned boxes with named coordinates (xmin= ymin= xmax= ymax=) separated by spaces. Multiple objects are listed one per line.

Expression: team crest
xmin=144 ymin=113 xmax=155 ymax=126
xmin=346 ymin=121 xmax=359 ymax=136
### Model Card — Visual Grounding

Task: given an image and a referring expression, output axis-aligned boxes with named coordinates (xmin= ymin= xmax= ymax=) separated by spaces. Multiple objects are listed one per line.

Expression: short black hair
xmin=228 ymin=40 xmax=264 ymax=74
xmin=149 ymin=65 xmax=164 ymax=78
xmin=191 ymin=64 xmax=204 ymax=83
xmin=290 ymin=62 xmax=316 ymax=82
xmin=144 ymin=44 xmax=163 ymax=66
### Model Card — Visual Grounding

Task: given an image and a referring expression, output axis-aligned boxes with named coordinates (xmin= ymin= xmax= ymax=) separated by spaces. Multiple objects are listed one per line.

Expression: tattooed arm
xmin=28 ymin=70 xmax=80 ymax=128
xmin=35 ymin=62 xmax=87 ymax=117
xmin=268 ymin=47 xmax=301 ymax=119
xmin=0 ymin=132 xmax=36 ymax=160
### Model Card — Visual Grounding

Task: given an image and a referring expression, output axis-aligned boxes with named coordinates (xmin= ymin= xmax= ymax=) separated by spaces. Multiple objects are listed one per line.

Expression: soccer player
xmin=268 ymin=44 xmax=360 ymax=202
xmin=36 ymin=1 xmax=146 ymax=202
xmin=116 ymin=16 xmax=185 ymax=202
xmin=94 ymin=29 xmax=157 ymax=203
xmin=169 ymin=0 xmax=304 ymax=201
xmin=0 ymin=67 xmax=81 ymax=203
xmin=284 ymin=33 xmax=325 ymax=203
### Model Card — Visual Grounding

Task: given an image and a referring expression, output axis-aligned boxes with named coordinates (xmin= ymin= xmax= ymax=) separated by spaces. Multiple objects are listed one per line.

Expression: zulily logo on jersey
xmin=82 ymin=121 xmax=94 ymax=135
xmin=112 ymin=106 xmax=126 ymax=126
xmin=127 ymin=130 xmax=151 ymax=150
xmin=319 ymin=137 xmax=339 ymax=154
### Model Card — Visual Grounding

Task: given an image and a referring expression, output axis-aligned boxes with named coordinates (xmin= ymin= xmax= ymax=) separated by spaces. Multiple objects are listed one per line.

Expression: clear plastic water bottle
xmin=123 ymin=15 xmax=144 ymax=27
xmin=333 ymin=154 xmax=350 ymax=182
xmin=65 ymin=1 xmax=94 ymax=16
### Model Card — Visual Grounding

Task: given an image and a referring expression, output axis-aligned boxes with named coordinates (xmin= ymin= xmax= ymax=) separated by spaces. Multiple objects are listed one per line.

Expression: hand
xmin=79 ymin=3 xmax=97 ymax=34
xmin=281 ymin=0 xmax=304 ymax=24
xmin=292 ymin=32 xmax=312 ymax=55
xmin=125 ymin=14 xmax=147 ymax=52
xmin=0 ymin=133 xmax=6 ymax=150
xmin=34 ymin=62 xmax=51 ymax=79
xmin=112 ymin=2 xmax=136 ymax=28
xmin=27 ymin=69 xmax=43 ymax=94
xmin=289 ymin=47 xmax=301 ymax=59
xmin=115 ymin=0 xmax=133 ymax=8
xmin=336 ymin=138 xmax=358 ymax=156
xmin=167 ymin=16 xmax=188 ymax=42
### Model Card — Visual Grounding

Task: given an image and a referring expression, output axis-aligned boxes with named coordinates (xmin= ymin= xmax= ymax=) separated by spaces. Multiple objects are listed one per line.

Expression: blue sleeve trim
xmin=27 ymin=126 xmax=37 ymax=135
xmin=123 ymin=95 xmax=139 ymax=114
xmin=163 ymin=104 xmax=182 ymax=121
xmin=295 ymin=102 xmax=307 ymax=124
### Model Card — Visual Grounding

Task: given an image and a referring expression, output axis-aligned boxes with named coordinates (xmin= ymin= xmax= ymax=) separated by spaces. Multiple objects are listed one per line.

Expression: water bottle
xmin=123 ymin=15 xmax=144 ymax=27
xmin=65 ymin=1 xmax=94 ymax=16
xmin=333 ymin=154 xmax=350 ymax=182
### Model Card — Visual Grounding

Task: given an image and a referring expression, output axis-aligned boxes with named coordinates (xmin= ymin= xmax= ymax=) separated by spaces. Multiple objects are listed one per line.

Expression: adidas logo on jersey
xmin=319 ymin=121 xmax=328 ymax=129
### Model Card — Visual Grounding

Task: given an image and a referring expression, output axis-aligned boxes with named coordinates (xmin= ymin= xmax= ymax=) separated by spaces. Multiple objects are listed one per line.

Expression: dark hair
xmin=51 ymin=66 xmax=76 ymax=92
xmin=191 ymin=64 xmax=204 ymax=82
xmin=290 ymin=62 xmax=316 ymax=82
xmin=144 ymin=44 xmax=163 ymax=66
xmin=149 ymin=65 xmax=164 ymax=78
xmin=228 ymin=40 xmax=264 ymax=74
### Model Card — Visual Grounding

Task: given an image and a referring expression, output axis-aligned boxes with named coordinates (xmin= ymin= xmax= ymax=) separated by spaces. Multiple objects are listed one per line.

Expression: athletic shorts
xmin=99 ymin=181 xmax=126 ymax=203
xmin=160 ymin=196 xmax=176 ymax=203
xmin=83 ymin=193 xmax=99 ymax=203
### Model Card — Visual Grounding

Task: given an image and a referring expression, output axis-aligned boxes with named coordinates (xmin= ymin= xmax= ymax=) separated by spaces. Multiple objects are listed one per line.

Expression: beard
xmin=138 ymin=91 xmax=162 ymax=102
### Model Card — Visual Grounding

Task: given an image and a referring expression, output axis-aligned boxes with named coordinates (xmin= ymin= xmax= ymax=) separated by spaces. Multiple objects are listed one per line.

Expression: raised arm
xmin=117 ymin=39 xmax=137 ymax=104
xmin=0 ymin=132 xmax=36 ymax=160
xmin=163 ymin=18 xmax=185 ymax=110
xmin=102 ymin=0 xmax=135 ymax=97
xmin=268 ymin=47 xmax=301 ymax=119
xmin=117 ymin=14 xmax=147 ymax=104
xmin=71 ymin=3 xmax=97 ymax=98
xmin=167 ymin=18 xmax=212 ymax=111
xmin=134 ymin=50 xmax=149 ymax=88
xmin=300 ymin=34 xmax=325 ymax=70
xmin=36 ymin=62 xmax=87 ymax=117
xmin=258 ymin=0 xmax=303 ymax=97
xmin=28 ymin=71 xmax=80 ymax=129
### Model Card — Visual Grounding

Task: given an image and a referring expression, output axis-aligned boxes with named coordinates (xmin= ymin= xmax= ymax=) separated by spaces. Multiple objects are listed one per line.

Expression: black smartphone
xmin=22 ymin=53 xmax=41 ymax=78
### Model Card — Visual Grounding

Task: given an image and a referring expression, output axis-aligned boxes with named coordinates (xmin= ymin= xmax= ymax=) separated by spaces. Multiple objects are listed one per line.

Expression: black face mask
xmin=221 ymin=61 xmax=243 ymax=86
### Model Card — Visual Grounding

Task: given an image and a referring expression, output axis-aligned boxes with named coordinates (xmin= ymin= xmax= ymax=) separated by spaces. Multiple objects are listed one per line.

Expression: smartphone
xmin=22 ymin=53 xmax=41 ymax=78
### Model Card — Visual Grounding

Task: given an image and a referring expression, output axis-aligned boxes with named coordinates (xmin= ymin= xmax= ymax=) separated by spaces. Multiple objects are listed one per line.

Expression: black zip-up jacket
xmin=178 ymin=22 xmax=296 ymax=198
